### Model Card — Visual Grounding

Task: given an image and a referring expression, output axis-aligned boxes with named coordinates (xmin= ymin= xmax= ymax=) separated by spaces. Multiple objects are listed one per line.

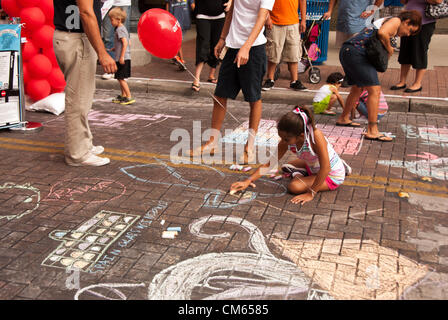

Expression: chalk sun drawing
xmin=74 ymin=215 xmax=331 ymax=300
xmin=377 ymin=157 xmax=448 ymax=181
xmin=42 ymin=210 xmax=139 ymax=272
xmin=43 ymin=178 xmax=127 ymax=203
xmin=120 ymin=159 xmax=287 ymax=209
xmin=0 ymin=182 xmax=41 ymax=220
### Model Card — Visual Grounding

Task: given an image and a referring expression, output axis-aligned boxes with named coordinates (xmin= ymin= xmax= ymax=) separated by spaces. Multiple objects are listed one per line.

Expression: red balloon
xmin=21 ymin=41 xmax=38 ymax=62
xmin=43 ymin=47 xmax=59 ymax=67
xmin=28 ymin=54 xmax=52 ymax=79
xmin=38 ymin=0 xmax=54 ymax=24
xmin=20 ymin=7 xmax=46 ymax=32
xmin=26 ymin=79 xmax=51 ymax=102
xmin=22 ymin=63 xmax=29 ymax=84
xmin=17 ymin=0 xmax=39 ymax=8
xmin=137 ymin=9 xmax=182 ymax=59
xmin=32 ymin=25 xmax=55 ymax=49
xmin=48 ymin=67 xmax=66 ymax=92
xmin=1 ymin=0 xmax=21 ymax=17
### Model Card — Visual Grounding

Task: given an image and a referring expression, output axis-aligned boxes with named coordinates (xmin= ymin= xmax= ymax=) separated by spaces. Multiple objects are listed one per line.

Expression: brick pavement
xmin=0 ymin=89 xmax=448 ymax=300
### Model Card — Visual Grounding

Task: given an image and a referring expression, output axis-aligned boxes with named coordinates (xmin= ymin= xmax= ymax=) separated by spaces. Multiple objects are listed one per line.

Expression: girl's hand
xmin=230 ymin=180 xmax=255 ymax=194
xmin=119 ymin=57 xmax=125 ymax=65
xmin=290 ymin=192 xmax=314 ymax=205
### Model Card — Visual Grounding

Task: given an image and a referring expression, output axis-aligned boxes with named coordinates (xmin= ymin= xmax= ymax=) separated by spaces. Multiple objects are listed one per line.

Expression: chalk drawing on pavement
xmin=271 ymin=237 xmax=429 ymax=300
xmin=377 ymin=157 xmax=448 ymax=181
xmin=43 ymin=111 xmax=182 ymax=130
xmin=222 ymin=121 xmax=364 ymax=155
xmin=0 ymin=182 xmax=41 ymax=221
xmin=120 ymin=159 xmax=287 ymax=209
xmin=42 ymin=210 xmax=139 ymax=272
xmin=75 ymin=215 xmax=331 ymax=300
xmin=42 ymin=178 xmax=127 ymax=204
xmin=401 ymin=125 xmax=448 ymax=148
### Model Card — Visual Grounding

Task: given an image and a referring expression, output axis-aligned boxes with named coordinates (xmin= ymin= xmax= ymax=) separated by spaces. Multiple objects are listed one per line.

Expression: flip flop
xmin=364 ymin=134 xmax=393 ymax=142
xmin=335 ymin=121 xmax=361 ymax=127
xmin=191 ymin=83 xmax=200 ymax=92
xmin=207 ymin=78 xmax=218 ymax=84
xmin=323 ymin=110 xmax=336 ymax=115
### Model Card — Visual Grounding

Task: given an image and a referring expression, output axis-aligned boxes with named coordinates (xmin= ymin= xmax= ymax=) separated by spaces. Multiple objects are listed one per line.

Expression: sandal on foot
xmin=364 ymin=134 xmax=393 ymax=142
xmin=323 ymin=110 xmax=336 ymax=115
xmin=191 ymin=83 xmax=200 ymax=92
xmin=336 ymin=121 xmax=361 ymax=127
xmin=207 ymin=78 xmax=217 ymax=84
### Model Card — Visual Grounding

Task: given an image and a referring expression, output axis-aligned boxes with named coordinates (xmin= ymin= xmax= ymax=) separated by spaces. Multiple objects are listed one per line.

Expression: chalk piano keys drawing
xmin=42 ymin=210 xmax=139 ymax=272
xmin=120 ymin=159 xmax=287 ymax=209
xmin=43 ymin=111 xmax=182 ymax=130
xmin=401 ymin=124 xmax=448 ymax=148
xmin=75 ymin=215 xmax=333 ymax=300
xmin=221 ymin=120 xmax=364 ymax=155
xmin=0 ymin=182 xmax=41 ymax=221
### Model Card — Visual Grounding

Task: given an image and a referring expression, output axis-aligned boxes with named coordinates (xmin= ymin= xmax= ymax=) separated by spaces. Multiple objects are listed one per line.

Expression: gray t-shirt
xmin=114 ymin=25 xmax=131 ymax=61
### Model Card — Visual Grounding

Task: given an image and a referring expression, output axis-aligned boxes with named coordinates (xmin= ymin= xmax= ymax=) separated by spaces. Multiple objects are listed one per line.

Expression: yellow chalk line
xmin=1 ymin=137 xmax=447 ymax=198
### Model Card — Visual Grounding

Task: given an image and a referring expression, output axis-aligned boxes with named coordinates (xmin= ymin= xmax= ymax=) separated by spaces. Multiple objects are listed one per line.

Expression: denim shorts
xmin=339 ymin=44 xmax=379 ymax=87
xmin=214 ymin=44 xmax=266 ymax=102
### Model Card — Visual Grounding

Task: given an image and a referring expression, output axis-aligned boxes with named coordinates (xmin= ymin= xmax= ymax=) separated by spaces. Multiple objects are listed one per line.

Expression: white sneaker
xmin=101 ymin=73 xmax=114 ymax=80
xmin=91 ymin=145 xmax=104 ymax=155
xmin=67 ymin=154 xmax=110 ymax=167
xmin=341 ymin=159 xmax=352 ymax=176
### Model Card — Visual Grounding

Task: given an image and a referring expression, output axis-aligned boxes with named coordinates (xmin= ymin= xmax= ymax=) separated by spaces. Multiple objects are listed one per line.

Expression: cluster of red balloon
xmin=137 ymin=9 xmax=182 ymax=59
xmin=1 ymin=0 xmax=65 ymax=102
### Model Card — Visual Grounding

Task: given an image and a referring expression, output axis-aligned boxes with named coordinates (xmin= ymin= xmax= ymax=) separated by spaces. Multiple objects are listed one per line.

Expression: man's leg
xmin=246 ymin=99 xmax=262 ymax=152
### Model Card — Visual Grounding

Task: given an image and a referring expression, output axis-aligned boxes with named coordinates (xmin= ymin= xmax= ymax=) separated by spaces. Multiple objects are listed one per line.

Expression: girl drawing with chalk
xmin=230 ymin=106 xmax=351 ymax=205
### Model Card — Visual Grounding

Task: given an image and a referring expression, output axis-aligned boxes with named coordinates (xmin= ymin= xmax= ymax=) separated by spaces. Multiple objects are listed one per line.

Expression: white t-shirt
xmin=225 ymin=0 xmax=275 ymax=49
xmin=113 ymin=0 xmax=131 ymax=6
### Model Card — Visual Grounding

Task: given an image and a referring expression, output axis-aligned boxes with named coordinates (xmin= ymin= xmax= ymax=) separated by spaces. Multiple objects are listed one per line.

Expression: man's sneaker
xmin=112 ymin=95 xmax=124 ymax=103
xmin=290 ymin=80 xmax=307 ymax=90
xmin=281 ymin=164 xmax=308 ymax=177
xmin=91 ymin=145 xmax=104 ymax=155
xmin=341 ymin=159 xmax=352 ymax=176
xmin=102 ymin=73 xmax=114 ymax=80
xmin=120 ymin=97 xmax=136 ymax=105
xmin=262 ymin=79 xmax=275 ymax=91
xmin=67 ymin=154 xmax=110 ymax=167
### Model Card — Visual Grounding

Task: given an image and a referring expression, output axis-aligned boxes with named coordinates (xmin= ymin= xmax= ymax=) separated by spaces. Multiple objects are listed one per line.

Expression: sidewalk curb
xmin=96 ymin=76 xmax=448 ymax=114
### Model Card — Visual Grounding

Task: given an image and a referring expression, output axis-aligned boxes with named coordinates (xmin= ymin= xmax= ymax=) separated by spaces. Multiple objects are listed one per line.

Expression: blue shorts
xmin=339 ymin=44 xmax=379 ymax=87
xmin=214 ymin=44 xmax=266 ymax=102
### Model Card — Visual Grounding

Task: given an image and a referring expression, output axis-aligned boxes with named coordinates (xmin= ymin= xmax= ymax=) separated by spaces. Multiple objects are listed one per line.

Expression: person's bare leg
xmin=119 ymin=80 xmax=131 ymax=98
xmin=394 ymin=64 xmax=411 ymax=87
xmin=193 ymin=62 xmax=205 ymax=87
xmin=246 ymin=100 xmax=262 ymax=151
xmin=364 ymin=85 xmax=391 ymax=140
xmin=337 ymin=85 xmax=363 ymax=124
xmin=208 ymin=67 xmax=217 ymax=82
xmin=266 ymin=60 xmax=277 ymax=80
xmin=288 ymin=62 xmax=298 ymax=82
xmin=409 ymin=68 xmax=426 ymax=90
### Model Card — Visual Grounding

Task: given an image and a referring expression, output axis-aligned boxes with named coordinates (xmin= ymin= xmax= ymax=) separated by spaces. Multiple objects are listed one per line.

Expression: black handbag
xmin=425 ymin=0 xmax=448 ymax=19
xmin=365 ymin=29 xmax=389 ymax=73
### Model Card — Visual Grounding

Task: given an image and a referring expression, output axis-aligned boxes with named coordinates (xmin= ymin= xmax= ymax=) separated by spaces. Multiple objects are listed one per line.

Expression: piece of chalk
xmin=160 ymin=220 xmax=165 ymax=225
xmin=229 ymin=189 xmax=237 ymax=195
xmin=162 ymin=231 xmax=178 ymax=239
xmin=243 ymin=166 xmax=252 ymax=172
xmin=273 ymin=175 xmax=282 ymax=180
xmin=167 ymin=227 xmax=181 ymax=232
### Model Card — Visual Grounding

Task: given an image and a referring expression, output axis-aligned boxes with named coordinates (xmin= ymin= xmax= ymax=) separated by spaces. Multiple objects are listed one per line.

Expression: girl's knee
xmin=288 ymin=180 xmax=306 ymax=195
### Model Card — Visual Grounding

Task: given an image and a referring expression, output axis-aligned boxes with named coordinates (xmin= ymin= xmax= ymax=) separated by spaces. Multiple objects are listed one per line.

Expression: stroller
xmin=274 ymin=16 xmax=325 ymax=84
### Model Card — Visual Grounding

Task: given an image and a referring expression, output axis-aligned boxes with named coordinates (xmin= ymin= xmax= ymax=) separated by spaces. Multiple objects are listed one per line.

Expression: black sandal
xmin=191 ymin=83 xmax=200 ymax=92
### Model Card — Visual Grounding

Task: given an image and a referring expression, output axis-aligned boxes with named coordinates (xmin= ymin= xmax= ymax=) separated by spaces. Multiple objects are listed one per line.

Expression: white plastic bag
xmin=26 ymin=92 xmax=65 ymax=116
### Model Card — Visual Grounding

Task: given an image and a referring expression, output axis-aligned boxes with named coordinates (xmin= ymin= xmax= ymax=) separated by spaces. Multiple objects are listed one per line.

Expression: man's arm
xmin=299 ymin=0 xmax=306 ymax=33
xmin=323 ymin=0 xmax=337 ymax=20
xmin=234 ymin=7 xmax=270 ymax=67
xmin=360 ymin=0 xmax=384 ymax=18
xmin=77 ymin=0 xmax=116 ymax=73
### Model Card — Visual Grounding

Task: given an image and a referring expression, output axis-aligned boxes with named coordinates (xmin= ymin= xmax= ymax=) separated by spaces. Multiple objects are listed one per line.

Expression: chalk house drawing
xmin=120 ymin=159 xmax=287 ymax=209
xmin=42 ymin=210 xmax=139 ymax=272
xmin=0 ymin=182 xmax=41 ymax=221
xmin=75 ymin=215 xmax=332 ymax=300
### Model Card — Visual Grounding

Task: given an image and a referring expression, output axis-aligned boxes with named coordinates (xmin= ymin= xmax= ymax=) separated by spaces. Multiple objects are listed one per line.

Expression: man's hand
xmin=224 ymin=0 xmax=232 ymax=12
xmin=300 ymin=20 xmax=306 ymax=33
xmin=360 ymin=10 xmax=374 ymax=19
xmin=234 ymin=44 xmax=250 ymax=68
xmin=265 ymin=15 xmax=273 ymax=30
xmin=119 ymin=57 xmax=125 ymax=65
xmin=322 ymin=11 xmax=332 ymax=20
xmin=99 ymin=52 xmax=117 ymax=74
